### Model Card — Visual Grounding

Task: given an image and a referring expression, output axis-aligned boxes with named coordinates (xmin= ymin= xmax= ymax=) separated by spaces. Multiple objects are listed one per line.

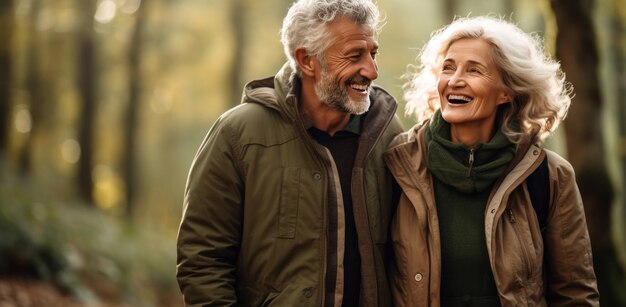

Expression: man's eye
xmin=371 ymin=52 xmax=378 ymax=60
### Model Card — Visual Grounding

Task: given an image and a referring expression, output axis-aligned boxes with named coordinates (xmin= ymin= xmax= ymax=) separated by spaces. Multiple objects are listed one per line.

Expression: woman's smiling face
xmin=437 ymin=38 xmax=510 ymax=135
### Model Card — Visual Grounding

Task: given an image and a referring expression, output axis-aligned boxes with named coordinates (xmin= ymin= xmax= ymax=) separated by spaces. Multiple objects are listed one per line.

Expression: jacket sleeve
xmin=176 ymin=116 xmax=244 ymax=307
xmin=544 ymin=154 xmax=599 ymax=306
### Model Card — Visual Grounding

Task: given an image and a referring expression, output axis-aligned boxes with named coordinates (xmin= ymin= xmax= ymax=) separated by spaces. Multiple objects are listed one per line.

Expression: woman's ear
xmin=295 ymin=48 xmax=317 ymax=77
xmin=497 ymin=89 xmax=513 ymax=105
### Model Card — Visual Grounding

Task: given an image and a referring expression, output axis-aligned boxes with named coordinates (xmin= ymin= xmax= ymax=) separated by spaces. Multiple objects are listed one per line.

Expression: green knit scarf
xmin=426 ymin=110 xmax=516 ymax=194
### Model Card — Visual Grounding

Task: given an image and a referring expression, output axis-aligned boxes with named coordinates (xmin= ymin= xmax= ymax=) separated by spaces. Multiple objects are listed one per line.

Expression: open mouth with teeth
xmin=448 ymin=94 xmax=473 ymax=104
xmin=350 ymin=83 xmax=370 ymax=94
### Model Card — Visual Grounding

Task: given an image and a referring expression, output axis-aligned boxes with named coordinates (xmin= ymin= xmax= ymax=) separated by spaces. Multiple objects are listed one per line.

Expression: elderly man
xmin=176 ymin=0 xmax=403 ymax=306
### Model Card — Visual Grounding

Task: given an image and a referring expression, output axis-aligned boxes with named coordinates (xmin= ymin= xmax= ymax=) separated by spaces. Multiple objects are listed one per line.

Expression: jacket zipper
xmin=467 ymin=148 xmax=475 ymax=177
xmin=507 ymin=208 xmax=516 ymax=224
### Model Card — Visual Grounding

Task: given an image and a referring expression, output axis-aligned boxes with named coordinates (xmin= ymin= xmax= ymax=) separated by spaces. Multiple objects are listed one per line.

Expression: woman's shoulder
xmin=388 ymin=119 xmax=429 ymax=150
xmin=542 ymin=148 xmax=577 ymax=181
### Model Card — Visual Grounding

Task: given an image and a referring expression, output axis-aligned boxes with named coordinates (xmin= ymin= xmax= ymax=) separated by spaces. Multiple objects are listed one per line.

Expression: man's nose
xmin=360 ymin=55 xmax=378 ymax=81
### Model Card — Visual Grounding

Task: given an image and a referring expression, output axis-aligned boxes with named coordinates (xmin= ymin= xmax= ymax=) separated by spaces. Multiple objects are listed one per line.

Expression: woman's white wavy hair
xmin=280 ymin=0 xmax=382 ymax=74
xmin=403 ymin=16 xmax=572 ymax=144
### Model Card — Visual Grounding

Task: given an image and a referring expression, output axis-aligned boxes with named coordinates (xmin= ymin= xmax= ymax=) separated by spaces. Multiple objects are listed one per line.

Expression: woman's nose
xmin=447 ymin=72 xmax=466 ymax=87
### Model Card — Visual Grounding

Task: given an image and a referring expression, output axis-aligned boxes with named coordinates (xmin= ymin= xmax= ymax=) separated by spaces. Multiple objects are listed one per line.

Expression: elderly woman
xmin=384 ymin=16 xmax=599 ymax=306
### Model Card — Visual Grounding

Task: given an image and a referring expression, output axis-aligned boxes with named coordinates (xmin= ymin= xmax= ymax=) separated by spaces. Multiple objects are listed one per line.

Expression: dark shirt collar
xmin=303 ymin=113 xmax=362 ymax=137
xmin=342 ymin=114 xmax=362 ymax=135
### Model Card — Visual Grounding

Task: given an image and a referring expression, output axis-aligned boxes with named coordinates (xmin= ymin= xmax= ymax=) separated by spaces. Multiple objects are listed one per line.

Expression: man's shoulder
xmin=215 ymin=102 xmax=297 ymax=146
xmin=219 ymin=102 xmax=283 ymax=127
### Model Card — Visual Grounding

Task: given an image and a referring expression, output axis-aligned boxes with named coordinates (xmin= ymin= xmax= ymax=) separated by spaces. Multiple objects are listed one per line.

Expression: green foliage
xmin=0 ymin=177 xmax=179 ymax=305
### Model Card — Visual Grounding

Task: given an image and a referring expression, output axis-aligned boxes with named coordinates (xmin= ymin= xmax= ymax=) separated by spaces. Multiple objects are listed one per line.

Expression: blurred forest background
xmin=0 ymin=0 xmax=625 ymax=306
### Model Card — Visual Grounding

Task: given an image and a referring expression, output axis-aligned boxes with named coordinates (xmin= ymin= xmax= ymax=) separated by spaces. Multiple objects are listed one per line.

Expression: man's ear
xmin=295 ymin=48 xmax=317 ymax=77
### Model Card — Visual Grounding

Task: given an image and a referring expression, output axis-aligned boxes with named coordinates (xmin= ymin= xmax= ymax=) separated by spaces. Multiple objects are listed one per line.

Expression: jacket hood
xmin=241 ymin=63 xmax=299 ymax=123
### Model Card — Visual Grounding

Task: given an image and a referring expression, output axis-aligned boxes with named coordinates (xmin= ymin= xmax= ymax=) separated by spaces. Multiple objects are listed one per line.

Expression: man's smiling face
xmin=315 ymin=16 xmax=379 ymax=115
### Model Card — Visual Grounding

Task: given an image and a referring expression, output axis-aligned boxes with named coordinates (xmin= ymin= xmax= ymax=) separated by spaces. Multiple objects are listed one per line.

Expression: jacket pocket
xmin=241 ymin=285 xmax=279 ymax=306
xmin=506 ymin=207 xmax=537 ymax=281
xmin=277 ymin=167 xmax=301 ymax=238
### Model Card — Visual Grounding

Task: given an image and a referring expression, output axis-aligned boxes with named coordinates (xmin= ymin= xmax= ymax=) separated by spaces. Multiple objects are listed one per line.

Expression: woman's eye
xmin=442 ymin=64 xmax=454 ymax=71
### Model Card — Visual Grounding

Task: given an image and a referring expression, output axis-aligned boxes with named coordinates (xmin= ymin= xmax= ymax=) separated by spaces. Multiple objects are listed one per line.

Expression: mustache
xmin=348 ymin=75 xmax=371 ymax=84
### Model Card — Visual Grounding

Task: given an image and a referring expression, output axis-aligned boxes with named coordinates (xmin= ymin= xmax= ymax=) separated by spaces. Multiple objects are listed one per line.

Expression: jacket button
xmin=414 ymin=273 xmax=423 ymax=282
xmin=313 ymin=172 xmax=322 ymax=180
xmin=533 ymin=149 xmax=539 ymax=155
xmin=303 ymin=287 xmax=313 ymax=298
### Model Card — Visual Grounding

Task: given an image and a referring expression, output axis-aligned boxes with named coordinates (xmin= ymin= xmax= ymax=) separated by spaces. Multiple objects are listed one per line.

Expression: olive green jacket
xmin=176 ymin=63 xmax=404 ymax=306
xmin=384 ymin=122 xmax=599 ymax=307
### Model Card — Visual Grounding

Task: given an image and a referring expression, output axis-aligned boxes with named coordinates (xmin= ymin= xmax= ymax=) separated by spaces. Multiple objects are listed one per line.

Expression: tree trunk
xmin=122 ymin=1 xmax=146 ymax=217
xmin=442 ymin=0 xmax=456 ymax=21
xmin=608 ymin=0 xmax=626 ymax=302
xmin=550 ymin=0 xmax=621 ymax=304
xmin=77 ymin=0 xmax=97 ymax=204
xmin=0 ymin=0 xmax=14 ymax=154
xmin=228 ymin=0 xmax=245 ymax=107
xmin=18 ymin=0 xmax=44 ymax=175
xmin=503 ymin=0 xmax=514 ymax=16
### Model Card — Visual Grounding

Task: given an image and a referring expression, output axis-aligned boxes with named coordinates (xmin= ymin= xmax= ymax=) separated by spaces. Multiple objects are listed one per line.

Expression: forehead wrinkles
xmin=445 ymin=40 xmax=495 ymax=68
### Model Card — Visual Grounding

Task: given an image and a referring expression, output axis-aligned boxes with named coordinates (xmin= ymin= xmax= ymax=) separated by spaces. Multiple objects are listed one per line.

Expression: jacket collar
xmin=425 ymin=111 xmax=516 ymax=194
xmin=242 ymin=62 xmax=398 ymax=163
xmin=385 ymin=120 xmax=546 ymax=202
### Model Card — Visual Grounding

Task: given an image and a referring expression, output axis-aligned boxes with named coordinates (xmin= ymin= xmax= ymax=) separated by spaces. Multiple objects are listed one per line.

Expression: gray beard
xmin=314 ymin=68 xmax=371 ymax=115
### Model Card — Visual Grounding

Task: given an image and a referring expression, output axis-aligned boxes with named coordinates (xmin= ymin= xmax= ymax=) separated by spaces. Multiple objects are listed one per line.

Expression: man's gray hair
xmin=280 ymin=0 xmax=381 ymax=75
